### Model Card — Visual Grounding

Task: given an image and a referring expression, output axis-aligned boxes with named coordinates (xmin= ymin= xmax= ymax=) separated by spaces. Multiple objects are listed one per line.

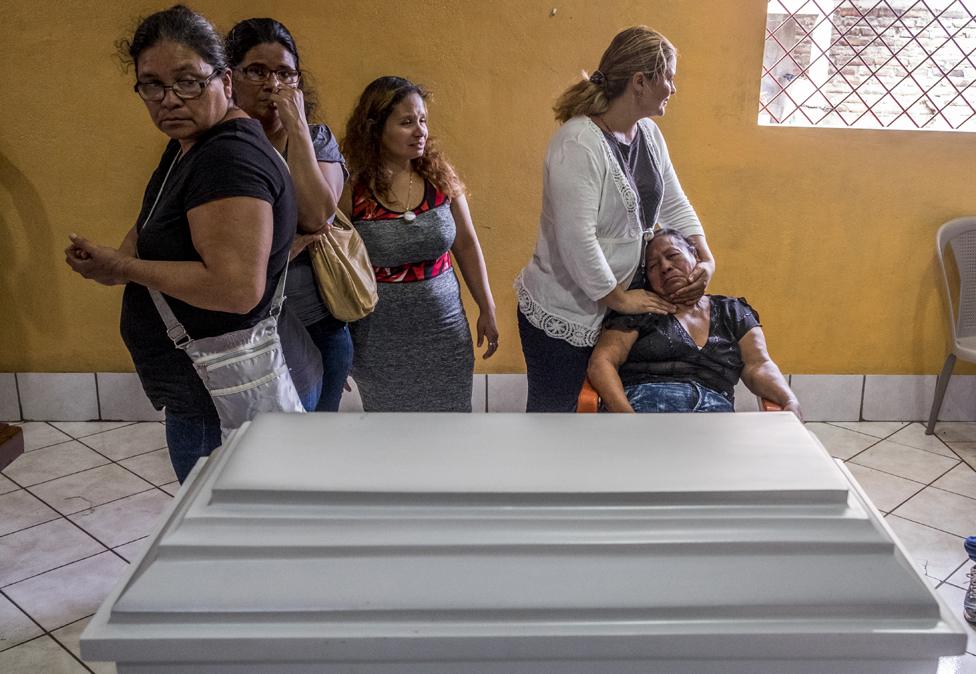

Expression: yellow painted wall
xmin=1 ymin=0 xmax=972 ymax=374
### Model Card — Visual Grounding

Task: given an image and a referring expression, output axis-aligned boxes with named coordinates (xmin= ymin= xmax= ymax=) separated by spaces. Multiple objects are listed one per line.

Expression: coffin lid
xmin=83 ymin=412 xmax=967 ymax=665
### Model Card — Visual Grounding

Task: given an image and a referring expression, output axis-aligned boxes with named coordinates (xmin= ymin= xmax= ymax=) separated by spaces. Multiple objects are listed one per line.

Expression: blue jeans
xmin=164 ymin=410 xmax=222 ymax=484
xmin=518 ymin=310 xmax=593 ymax=412
xmin=624 ymin=381 xmax=734 ymax=413
xmin=305 ymin=319 xmax=353 ymax=412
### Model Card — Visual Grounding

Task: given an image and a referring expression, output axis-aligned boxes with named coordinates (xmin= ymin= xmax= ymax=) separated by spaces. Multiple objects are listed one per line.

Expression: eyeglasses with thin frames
xmin=236 ymin=64 xmax=301 ymax=86
xmin=134 ymin=69 xmax=224 ymax=102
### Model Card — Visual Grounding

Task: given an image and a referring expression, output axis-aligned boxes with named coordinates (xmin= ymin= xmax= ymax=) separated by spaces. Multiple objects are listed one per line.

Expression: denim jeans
xmin=624 ymin=381 xmax=734 ymax=413
xmin=164 ymin=409 xmax=222 ymax=484
xmin=518 ymin=310 xmax=593 ymax=412
xmin=305 ymin=319 xmax=353 ymax=412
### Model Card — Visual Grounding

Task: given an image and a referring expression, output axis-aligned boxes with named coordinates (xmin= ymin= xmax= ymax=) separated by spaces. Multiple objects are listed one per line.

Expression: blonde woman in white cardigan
xmin=516 ymin=25 xmax=715 ymax=412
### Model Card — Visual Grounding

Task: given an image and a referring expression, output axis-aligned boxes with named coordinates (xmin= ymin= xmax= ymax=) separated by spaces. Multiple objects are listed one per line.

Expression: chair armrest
xmin=577 ymin=378 xmax=600 ymax=413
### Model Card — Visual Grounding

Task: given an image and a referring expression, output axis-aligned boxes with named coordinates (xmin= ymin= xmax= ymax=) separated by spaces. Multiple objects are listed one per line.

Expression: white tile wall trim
xmin=790 ymin=375 xmax=863 ymax=422
xmin=1 ymin=373 xmax=973 ymax=422
xmin=0 ymin=373 xmax=20 ymax=420
xmin=95 ymin=373 xmax=164 ymax=422
xmin=17 ymin=373 xmax=98 ymax=422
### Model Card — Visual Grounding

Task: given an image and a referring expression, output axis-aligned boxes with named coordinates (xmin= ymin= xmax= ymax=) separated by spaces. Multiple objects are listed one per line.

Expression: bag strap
xmin=141 ymin=150 xmax=290 ymax=349
xmin=149 ymin=268 xmax=288 ymax=348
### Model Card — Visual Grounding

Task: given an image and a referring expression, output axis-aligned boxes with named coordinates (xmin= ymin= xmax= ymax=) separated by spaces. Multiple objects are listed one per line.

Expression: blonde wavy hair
xmin=342 ymin=76 xmax=464 ymax=200
xmin=553 ymin=26 xmax=676 ymax=123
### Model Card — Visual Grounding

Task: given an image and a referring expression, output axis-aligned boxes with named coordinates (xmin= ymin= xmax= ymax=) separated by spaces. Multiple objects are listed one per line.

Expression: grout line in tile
xmin=855 ymin=455 xmax=965 ymax=515
xmin=6 ymin=475 xmax=160 ymax=570
xmin=76 ymin=437 xmax=167 ymax=463
xmin=57 ymin=421 xmax=139 ymax=441
xmin=155 ymin=483 xmax=175 ymax=497
xmin=15 ymin=462 xmax=114 ymax=491
xmin=47 ymin=611 xmax=100 ymax=637
xmin=13 ymin=373 xmax=23 ymax=422
xmin=947 ymin=559 xmax=970 ymax=584
xmin=839 ymin=436 xmax=886 ymax=464
xmin=111 ymin=456 xmax=168 ymax=491
xmin=0 ymin=632 xmax=47 ymax=656
xmin=23 ymin=481 xmax=159 ymax=520
xmin=824 ymin=420 xmax=910 ymax=442
xmin=822 ymin=422 xmax=886 ymax=441
xmin=59 ymin=500 xmax=143 ymax=551
xmin=20 ymin=422 xmax=72 ymax=451
xmin=0 ymin=511 xmax=74 ymax=541
xmin=858 ymin=375 xmax=865 ymax=422
xmin=0 ymin=543 xmax=111 ymax=591
xmin=889 ymin=511 xmax=976 ymax=541
xmin=47 ymin=615 xmax=98 ymax=673
xmin=0 ymin=587 xmax=46 ymax=651
xmin=93 ymin=376 xmax=102 ymax=423
xmin=883 ymin=487 xmax=928 ymax=517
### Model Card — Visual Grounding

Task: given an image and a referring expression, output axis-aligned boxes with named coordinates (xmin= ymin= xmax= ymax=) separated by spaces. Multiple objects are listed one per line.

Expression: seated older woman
xmin=587 ymin=229 xmax=802 ymax=418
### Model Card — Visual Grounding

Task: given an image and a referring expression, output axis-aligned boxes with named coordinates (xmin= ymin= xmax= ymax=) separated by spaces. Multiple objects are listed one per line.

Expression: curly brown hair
xmin=342 ymin=76 xmax=464 ymax=200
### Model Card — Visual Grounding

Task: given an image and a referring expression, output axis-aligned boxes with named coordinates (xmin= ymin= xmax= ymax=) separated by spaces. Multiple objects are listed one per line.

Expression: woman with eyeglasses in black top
xmin=64 ymin=5 xmax=316 ymax=482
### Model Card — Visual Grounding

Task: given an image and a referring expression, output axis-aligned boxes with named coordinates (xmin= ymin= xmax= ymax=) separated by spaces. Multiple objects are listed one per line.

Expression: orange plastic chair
xmin=576 ymin=378 xmax=782 ymax=413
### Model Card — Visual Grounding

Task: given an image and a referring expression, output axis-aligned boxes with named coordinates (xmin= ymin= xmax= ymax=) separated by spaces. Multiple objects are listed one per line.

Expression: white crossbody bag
xmin=143 ymin=151 xmax=305 ymax=440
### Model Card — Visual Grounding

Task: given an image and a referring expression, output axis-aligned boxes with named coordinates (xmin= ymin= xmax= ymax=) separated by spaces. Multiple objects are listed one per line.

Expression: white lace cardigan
xmin=515 ymin=115 xmax=705 ymax=347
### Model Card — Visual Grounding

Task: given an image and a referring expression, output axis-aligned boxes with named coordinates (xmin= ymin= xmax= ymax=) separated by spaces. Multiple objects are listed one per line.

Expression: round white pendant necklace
xmin=396 ymin=171 xmax=417 ymax=222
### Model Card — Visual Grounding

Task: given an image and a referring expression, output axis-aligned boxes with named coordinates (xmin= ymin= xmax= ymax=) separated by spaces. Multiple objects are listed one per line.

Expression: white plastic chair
xmin=926 ymin=217 xmax=976 ymax=434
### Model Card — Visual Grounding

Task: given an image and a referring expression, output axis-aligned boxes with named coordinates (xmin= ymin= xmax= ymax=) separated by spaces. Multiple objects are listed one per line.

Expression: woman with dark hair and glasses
xmin=64 ymin=5 xmax=315 ymax=482
xmin=339 ymin=76 xmax=498 ymax=412
xmin=226 ymin=17 xmax=352 ymax=413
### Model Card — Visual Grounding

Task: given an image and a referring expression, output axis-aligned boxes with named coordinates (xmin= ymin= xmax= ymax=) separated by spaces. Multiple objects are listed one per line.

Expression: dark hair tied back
xmin=118 ymin=5 xmax=227 ymax=73
xmin=589 ymin=70 xmax=607 ymax=87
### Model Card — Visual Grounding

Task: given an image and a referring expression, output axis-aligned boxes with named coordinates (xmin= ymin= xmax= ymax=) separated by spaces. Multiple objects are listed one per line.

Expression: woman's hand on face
xmin=64 ymin=234 xmax=128 ymax=286
xmin=269 ymin=86 xmax=307 ymax=133
xmin=620 ymin=289 xmax=676 ymax=315
xmin=668 ymin=262 xmax=712 ymax=306
xmin=477 ymin=311 xmax=500 ymax=359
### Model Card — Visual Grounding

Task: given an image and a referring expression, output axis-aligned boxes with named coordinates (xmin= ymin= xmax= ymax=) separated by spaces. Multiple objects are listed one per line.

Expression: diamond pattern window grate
xmin=760 ymin=0 xmax=976 ymax=131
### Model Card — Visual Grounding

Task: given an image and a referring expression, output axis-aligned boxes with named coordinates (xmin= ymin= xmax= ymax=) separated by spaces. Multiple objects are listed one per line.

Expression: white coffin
xmin=82 ymin=412 xmax=967 ymax=673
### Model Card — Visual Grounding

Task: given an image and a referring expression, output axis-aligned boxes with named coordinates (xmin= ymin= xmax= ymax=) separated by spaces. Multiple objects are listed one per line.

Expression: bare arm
xmin=738 ymin=327 xmax=803 ymax=420
xmin=119 ymin=226 xmax=138 ymax=257
xmin=450 ymin=194 xmax=499 ymax=359
xmin=67 ymin=196 xmax=274 ymax=314
xmin=599 ymin=284 xmax=676 ymax=315
xmin=586 ymin=327 xmax=640 ymax=413
xmin=271 ymin=88 xmax=343 ymax=233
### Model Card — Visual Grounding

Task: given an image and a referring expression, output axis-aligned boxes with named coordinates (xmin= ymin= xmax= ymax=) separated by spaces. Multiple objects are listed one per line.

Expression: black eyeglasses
xmin=134 ymin=70 xmax=224 ymax=102
xmin=236 ymin=64 xmax=301 ymax=86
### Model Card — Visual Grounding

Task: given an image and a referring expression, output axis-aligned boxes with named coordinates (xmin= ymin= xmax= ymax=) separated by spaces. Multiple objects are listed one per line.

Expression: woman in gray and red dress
xmin=340 ymin=76 xmax=498 ymax=411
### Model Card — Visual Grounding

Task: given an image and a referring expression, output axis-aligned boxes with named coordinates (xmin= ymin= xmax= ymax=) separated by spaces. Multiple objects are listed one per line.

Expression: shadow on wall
xmin=0 ymin=151 xmax=63 ymax=370
xmin=914 ymin=252 xmax=941 ymax=370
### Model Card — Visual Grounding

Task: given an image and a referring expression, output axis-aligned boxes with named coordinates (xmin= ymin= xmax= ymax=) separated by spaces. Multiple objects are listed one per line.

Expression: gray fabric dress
xmin=350 ymin=195 xmax=473 ymax=411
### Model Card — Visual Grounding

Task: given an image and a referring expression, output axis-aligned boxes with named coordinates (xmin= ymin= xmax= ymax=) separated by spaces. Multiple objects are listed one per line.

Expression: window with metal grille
xmin=759 ymin=0 xmax=976 ymax=131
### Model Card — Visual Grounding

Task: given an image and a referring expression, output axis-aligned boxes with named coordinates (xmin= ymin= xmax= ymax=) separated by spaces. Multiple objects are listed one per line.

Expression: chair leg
xmin=926 ymin=353 xmax=957 ymax=435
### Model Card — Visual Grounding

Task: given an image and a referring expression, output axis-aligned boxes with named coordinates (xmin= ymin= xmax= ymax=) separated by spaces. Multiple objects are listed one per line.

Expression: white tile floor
xmin=1 ymin=420 xmax=975 ymax=672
